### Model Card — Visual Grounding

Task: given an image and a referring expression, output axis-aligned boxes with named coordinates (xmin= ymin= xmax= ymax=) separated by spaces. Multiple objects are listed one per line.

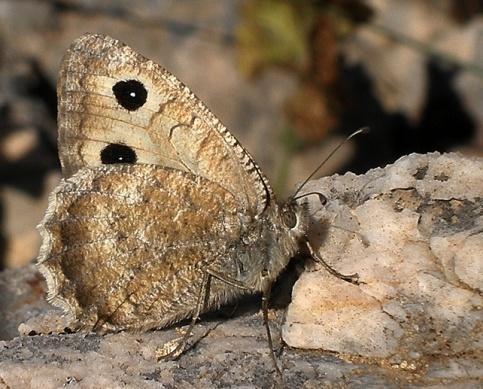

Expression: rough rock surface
xmin=283 ymin=152 xmax=482 ymax=377
xmin=0 ymin=152 xmax=482 ymax=388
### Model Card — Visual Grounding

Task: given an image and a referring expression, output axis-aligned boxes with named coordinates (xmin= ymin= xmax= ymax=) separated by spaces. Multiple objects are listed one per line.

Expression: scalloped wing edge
xmin=36 ymin=177 xmax=77 ymax=323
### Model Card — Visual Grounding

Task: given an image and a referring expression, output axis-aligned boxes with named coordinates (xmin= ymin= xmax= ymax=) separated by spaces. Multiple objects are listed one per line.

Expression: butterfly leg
xmin=158 ymin=271 xmax=211 ymax=361
xmin=261 ymin=282 xmax=283 ymax=379
xmin=306 ymin=240 xmax=360 ymax=284
xmin=206 ymin=268 xmax=283 ymax=378
xmin=204 ymin=268 xmax=252 ymax=290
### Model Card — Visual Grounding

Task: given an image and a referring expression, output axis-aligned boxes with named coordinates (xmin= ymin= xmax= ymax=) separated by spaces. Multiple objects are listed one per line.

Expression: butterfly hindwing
xmin=38 ymin=164 xmax=248 ymax=331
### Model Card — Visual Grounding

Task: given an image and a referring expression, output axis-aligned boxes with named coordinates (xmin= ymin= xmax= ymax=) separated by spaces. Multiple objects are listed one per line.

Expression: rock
xmin=342 ymin=0 xmax=483 ymax=124
xmin=0 ymin=172 xmax=60 ymax=268
xmin=0 ymin=152 xmax=481 ymax=387
xmin=0 ymin=264 xmax=50 ymax=340
xmin=283 ymin=152 xmax=482 ymax=372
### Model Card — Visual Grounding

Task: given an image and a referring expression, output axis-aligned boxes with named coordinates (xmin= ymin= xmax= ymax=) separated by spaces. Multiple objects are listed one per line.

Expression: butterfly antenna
xmin=290 ymin=127 xmax=369 ymax=201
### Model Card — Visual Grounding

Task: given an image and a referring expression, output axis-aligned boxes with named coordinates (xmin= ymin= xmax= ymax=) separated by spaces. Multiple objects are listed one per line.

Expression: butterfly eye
xmin=101 ymin=143 xmax=137 ymax=164
xmin=112 ymin=79 xmax=147 ymax=111
xmin=282 ymin=208 xmax=297 ymax=229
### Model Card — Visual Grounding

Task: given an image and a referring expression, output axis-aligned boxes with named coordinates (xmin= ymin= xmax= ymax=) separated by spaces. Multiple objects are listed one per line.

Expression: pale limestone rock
xmin=284 ymin=271 xmax=403 ymax=357
xmin=283 ymin=152 xmax=483 ymax=365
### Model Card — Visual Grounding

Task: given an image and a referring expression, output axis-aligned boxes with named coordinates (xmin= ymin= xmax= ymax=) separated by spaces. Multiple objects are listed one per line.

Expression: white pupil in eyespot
xmin=129 ymin=92 xmax=136 ymax=97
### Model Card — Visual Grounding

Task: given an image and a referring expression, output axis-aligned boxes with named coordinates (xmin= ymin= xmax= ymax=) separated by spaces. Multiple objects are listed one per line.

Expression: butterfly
xmin=37 ymin=33 xmax=356 ymax=373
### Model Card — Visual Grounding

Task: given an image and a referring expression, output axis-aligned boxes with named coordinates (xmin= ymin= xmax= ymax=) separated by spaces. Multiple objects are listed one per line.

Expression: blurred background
xmin=0 ymin=0 xmax=481 ymax=270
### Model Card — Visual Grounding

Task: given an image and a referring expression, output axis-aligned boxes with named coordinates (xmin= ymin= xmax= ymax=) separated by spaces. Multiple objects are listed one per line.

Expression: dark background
xmin=0 ymin=0 xmax=482 ymax=270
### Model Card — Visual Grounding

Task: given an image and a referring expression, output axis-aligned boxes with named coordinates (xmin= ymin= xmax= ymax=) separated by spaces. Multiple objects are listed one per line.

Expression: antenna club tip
xmin=347 ymin=126 xmax=369 ymax=140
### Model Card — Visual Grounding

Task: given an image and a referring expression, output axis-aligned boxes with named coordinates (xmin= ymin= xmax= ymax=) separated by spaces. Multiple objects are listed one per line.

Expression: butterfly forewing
xmin=57 ymin=33 xmax=271 ymax=217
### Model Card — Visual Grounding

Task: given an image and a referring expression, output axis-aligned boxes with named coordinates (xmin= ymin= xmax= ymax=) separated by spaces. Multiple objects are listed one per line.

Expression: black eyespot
xmin=282 ymin=208 xmax=297 ymax=229
xmin=100 ymin=143 xmax=137 ymax=164
xmin=112 ymin=80 xmax=147 ymax=111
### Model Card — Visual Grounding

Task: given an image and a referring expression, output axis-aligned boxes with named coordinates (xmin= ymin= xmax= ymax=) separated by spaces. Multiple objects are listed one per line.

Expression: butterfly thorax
xmin=226 ymin=200 xmax=308 ymax=293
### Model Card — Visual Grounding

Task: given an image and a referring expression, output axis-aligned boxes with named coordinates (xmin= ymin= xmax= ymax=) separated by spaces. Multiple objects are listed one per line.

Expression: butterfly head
xmin=256 ymin=198 xmax=309 ymax=290
xmin=280 ymin=199 xmax=308 ymax=240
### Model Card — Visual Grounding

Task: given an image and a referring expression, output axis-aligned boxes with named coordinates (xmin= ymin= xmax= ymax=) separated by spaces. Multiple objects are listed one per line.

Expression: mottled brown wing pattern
xmin=38 ymin=164 xmax=247 ymax=332
xmin=57 ymin=33 xmax=272 ymax=217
